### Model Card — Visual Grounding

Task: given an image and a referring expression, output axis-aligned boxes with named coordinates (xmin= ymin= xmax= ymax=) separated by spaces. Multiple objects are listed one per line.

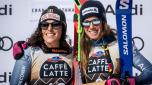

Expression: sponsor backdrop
xmin=0 ymin=0 xmax=151 ymax=84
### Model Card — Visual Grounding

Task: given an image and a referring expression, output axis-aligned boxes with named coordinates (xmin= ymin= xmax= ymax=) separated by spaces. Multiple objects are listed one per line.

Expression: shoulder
xmin=108 ymin=40 xmax=120 ymax=58
xmin=22 ymin=46 xmax=42 ymax=60
xmin=108 ymin=40 xmax=119 ymax=48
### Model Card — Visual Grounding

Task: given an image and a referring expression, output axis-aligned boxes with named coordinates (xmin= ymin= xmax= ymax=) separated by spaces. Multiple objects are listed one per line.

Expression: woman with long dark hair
xmin=10 ymin=6 xmax=73 ymax=85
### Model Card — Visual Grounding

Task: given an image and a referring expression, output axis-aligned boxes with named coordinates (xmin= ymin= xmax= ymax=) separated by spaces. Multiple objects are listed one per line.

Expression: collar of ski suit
xmin=91 ymin=36 xmax=116 ymax=46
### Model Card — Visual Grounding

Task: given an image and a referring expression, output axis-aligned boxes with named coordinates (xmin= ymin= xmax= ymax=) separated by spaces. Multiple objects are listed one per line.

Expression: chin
xmin=45 ymin=39 xmax=54 ymax=43
xmin=89 ymin=36 xmax=99 ymax=40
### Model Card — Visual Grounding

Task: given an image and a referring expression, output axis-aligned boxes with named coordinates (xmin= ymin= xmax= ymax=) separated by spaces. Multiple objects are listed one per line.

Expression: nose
xmin=47 ymin=24 xmax=53 ymax=31
xmin=89 ymin=22 xmax=94 ymax=29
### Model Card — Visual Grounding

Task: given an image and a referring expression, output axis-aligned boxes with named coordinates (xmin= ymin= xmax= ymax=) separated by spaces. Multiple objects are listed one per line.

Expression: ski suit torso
xmin=81 ymin=40 xmax=152 ymax=85
xmin=10 ymin=47 xmax=73 ymax=85
xmin=81 ymin=41 xmax=120 ymax=83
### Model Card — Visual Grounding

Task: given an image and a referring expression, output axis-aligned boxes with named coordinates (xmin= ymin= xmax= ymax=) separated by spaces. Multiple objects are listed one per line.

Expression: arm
xmin=13 ymin=41 xmax=28 ymax=59
xmin=133 ymin=46 xmax=152 ymax=85
xmin=10 ymin=48 xmax=31 ymax=85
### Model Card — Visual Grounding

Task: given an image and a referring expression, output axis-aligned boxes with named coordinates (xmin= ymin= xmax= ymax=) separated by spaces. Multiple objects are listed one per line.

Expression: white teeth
xmin=47 ymin=33 xmax=55 ymax=36
xmin=89 ymin=30 xmax=97 ymax=35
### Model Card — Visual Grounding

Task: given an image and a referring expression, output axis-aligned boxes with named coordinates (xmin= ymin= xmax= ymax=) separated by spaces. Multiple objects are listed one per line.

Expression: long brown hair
xmin=79 ymin=22 xmax=116 ymax=76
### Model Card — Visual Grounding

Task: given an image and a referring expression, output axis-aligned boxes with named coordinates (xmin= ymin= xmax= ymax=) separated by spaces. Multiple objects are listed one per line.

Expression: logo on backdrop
xmin=32 ymin=7 xmax=73 ymax=14
xmin=112 ymin=29 xmax=144 ymax=51
xmin=132 ymin=36 xmax=144 ymax=51
xmin=31 ymin=7 xmax=73 ymax=22
xmin=105 ymin=4 xmax=143 ymax=15
xmin=0 ymin=72 xmax=11 ymax=83
xmin=0 ymin=4 xmax=12 ymax=15
xmin=0 ymin=36 xmax=13 ymax=51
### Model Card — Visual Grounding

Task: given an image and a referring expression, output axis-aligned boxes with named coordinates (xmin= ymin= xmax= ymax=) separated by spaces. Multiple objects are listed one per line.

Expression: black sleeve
xmin=133 ymin=46 xmax=152 ymax=85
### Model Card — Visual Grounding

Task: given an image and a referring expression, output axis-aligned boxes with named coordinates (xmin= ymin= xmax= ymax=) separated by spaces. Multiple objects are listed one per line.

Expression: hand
xmin=13 ymin=41 xmax=28 ymax=60
xmin=105 ymin=74 xmax=135 ymax=85
xmin=106 ymin=78 xmax=120 ymax=85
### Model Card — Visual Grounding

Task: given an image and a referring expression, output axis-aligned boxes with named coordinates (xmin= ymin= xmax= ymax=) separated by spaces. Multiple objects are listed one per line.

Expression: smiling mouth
xmin=88 ymin=30 xmax=98 ymax=35
xmin=46 ymin=33 xmax=56 ymax=37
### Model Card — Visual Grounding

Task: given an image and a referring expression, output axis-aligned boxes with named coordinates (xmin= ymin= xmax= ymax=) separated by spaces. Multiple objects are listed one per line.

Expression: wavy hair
xmin=79 ymin=22 xmax=116 ymax=76
xmin=27 ymin=22 xmax=70 ymax=51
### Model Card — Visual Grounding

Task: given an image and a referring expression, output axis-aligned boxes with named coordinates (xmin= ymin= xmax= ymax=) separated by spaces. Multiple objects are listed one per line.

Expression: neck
xmin=44 ymin=42 xmax=60 ymax=48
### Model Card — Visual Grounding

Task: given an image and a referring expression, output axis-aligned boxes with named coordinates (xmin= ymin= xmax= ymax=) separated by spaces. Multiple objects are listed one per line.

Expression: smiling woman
xmin=27 ymin=6 xmax=68 ymax=50
xmin=10 ymin=6 xmax=74 ymax=85
xmin=79 ymin=0 xmax=152 ymax=85
xmin=41 ymin=20 xmax=62 ymax=48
